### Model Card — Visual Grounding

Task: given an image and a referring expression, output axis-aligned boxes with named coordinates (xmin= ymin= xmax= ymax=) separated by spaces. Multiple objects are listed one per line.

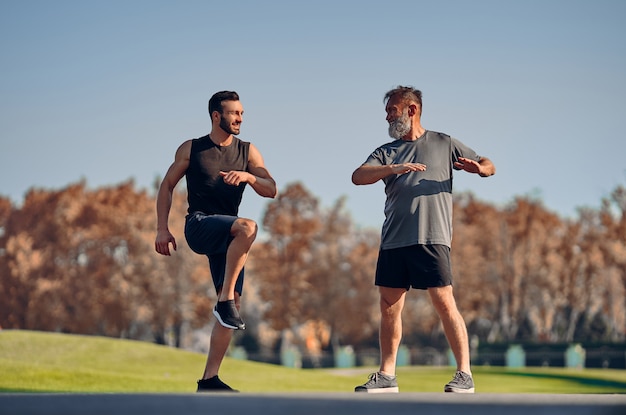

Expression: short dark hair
xmin=384 ymin=86 xmax=422 ymax=110
xmin=208 ymin=91 xmax=240 ymax=114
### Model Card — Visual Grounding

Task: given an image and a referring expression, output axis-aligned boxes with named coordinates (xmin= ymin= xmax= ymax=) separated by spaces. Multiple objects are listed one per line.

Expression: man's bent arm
xmin=352 ymin=163 xmax=427 ymax=185
xmin=247 ymin=144 xmax=277 ymax=198
xmin=352 ymin=165 xmax=389 ymax=185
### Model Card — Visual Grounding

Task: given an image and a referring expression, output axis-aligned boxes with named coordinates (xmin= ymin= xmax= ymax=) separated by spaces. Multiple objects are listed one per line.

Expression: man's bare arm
xmin=220 ymin=143 xmax=277 ymax=198
xmin=351 ymin=163 xmax=427 ymax=185
xmin=155 ymin=140 xmax=191 ymax=255
xmin=454 ymin=157 xmax=496 ymax=177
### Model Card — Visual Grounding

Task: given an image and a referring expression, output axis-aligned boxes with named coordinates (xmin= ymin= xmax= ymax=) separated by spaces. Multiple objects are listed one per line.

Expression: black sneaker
xmin=213 ymin=300 xmax=245 ymax=330
xmin=354 ymin=372 xmax=399 ymax=393
xmin=444 ymin=370 xmax=475 ymax=393
xmin=197 ymin=376 xmax=238 ymax=392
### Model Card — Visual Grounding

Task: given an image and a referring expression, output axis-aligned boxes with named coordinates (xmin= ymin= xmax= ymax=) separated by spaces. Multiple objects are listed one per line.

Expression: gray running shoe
xmin=444 ymin=370 xmax=475 ymax=393
xmin=354 ymin=372 xmax=399 ymax=393
xmin=213 ymin=300 xmax=245 ymax=330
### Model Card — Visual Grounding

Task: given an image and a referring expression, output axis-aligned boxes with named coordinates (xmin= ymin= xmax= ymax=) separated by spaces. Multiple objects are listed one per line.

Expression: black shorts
xmin=375 ymin=244 xmax=453 ymax=290
xmin=184 ymin=212 xmax=245 ymax=295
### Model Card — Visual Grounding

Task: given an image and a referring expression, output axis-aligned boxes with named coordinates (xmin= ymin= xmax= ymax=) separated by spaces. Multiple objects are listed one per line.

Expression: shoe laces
xmin=366 ymin=371 xmax=393 ymax=385
xmin=452 ymin=371 xmax=470 ymax=383
xmin=365 ymin=372 xmax=380 ymax=385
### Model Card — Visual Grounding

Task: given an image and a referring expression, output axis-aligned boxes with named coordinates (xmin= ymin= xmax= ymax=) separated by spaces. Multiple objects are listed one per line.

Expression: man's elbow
xmin=265 ymin=184 xmax=278 ymax=198
xmin=352 ymin=172 xmax=374 ymax=185
xmin=351 ymin=171 xmax=364 ymax=185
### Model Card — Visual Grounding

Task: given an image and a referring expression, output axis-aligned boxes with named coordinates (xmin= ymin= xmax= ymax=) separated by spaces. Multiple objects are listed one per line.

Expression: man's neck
xmin=402 ymin=126 xmax=426 ymax=141
xmin=208 ymin=129 xmax=233 ymax=146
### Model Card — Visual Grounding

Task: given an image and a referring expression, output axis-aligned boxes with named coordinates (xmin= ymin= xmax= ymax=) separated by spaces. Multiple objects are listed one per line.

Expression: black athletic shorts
xmin=184 ymin=212 xmax=245 ymax=295
xmin=375 ymin=244 xmax=453 ymax=290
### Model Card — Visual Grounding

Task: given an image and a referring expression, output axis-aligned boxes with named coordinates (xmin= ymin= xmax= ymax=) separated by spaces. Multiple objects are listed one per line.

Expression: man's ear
xmin=408 ymin=103 xmax=420 ymax=117
xmin=211 ymin=110 xmax=220 ymax=122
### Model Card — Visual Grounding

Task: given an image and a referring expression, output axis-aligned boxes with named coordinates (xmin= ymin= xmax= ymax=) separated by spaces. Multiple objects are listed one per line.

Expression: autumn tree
xmin=0 ymin=180 xmax=210 ymax=346
xmin=2 ymin=180 xmax=624 ymax=352
xmin=249 ymin=182 xmax=380 ymax=352
xmin=251 ymin=182 xmax=323 ymax=332
xmin=449 ymin=192 xmax=507 ymax=343
xmin=300 ymin=196 xmax=380 ymax=347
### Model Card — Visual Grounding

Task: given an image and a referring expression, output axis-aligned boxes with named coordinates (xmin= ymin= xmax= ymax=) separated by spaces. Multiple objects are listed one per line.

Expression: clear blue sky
xmin=1 ymin=0 xmax=625 ymax=230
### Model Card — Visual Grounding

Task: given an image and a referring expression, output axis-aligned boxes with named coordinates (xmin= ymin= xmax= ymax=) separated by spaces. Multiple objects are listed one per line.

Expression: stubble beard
xmin=388 ymin=109 xmax=411 ymax=140
xmin=219 ymin=117 xmax=240 ymax=135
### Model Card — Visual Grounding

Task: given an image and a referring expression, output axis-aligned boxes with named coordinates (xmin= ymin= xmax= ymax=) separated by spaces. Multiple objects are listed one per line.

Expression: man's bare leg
xmin=203 ymin=293 xmax=240 ymax=379
xmin=378 ymin=287 xmax=406 ymax=376
xmin=218 ymin=218 xmax=257 ymax=302
xmin=428 ymin=285 xmax=471 ymax=375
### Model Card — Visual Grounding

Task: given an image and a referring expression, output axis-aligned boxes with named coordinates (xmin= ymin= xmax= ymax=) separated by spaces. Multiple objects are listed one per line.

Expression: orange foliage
xmin=1 ymin=182 xmax=624 ymax=346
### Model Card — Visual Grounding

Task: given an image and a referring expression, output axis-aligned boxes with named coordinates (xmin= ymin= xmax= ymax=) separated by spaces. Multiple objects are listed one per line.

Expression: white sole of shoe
xmin=445 ymin=387 xmax=475 ymax=393
xmin=212 ymin=307 xmax=243 ymax=330
xmin=357 ymin=387 xmax=399 ymax=394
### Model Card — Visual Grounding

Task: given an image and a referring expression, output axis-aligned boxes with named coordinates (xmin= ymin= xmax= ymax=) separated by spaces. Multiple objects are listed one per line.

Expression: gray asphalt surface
xmin=1 ymin=393 xmax=625 ymax=415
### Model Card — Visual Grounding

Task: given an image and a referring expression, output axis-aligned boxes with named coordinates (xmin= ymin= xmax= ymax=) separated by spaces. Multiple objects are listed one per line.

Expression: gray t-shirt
xmin=363 ymin=130 xmax=480 ymax=250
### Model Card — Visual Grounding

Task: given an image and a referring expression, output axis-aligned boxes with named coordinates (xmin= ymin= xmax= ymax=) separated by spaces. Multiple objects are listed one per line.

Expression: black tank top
xmin=185 ymin=135 xmax=250 ymax=215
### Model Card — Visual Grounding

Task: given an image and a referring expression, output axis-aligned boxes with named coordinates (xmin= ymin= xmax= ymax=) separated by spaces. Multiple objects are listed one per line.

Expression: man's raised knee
xmin=233 ymin=218 xmax=258 ymax=241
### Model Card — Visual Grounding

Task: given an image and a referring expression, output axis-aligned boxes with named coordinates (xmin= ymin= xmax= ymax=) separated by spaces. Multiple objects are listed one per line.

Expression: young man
xmin=155 ymin=91 xmax=277 ymax=392
xmin=352 ymin=86 xmax=495 ymax=393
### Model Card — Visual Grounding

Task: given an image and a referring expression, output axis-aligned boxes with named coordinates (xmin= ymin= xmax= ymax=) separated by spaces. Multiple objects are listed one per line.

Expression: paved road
xmin=1 ymin=393 xmax=625 ymax=415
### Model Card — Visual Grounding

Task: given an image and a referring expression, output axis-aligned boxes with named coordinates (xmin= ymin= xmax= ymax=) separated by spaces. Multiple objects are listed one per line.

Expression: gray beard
xmin=388 ymin=111 xmax=411 ymax=139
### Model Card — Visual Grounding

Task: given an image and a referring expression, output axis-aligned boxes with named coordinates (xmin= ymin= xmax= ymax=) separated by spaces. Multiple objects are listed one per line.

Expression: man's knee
xmin=429 ymin=285 xmax=458 ymax=315
xmin=232 ymin=218 xmax=258 ymax=241
xmin=379 ymin=287 xmax=405 ymax=315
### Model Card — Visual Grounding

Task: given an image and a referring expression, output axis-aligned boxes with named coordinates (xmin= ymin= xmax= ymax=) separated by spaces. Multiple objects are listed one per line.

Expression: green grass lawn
xmin=1 ymin=330 xmax=625 ymax=394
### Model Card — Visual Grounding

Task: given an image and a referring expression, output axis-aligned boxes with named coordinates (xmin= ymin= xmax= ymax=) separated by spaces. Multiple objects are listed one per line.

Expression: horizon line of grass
xmin=1 ymin=330 xmax=625 ymax=394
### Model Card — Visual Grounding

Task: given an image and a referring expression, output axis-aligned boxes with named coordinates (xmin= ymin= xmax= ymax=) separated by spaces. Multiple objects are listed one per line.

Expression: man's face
xmin=386 ymin=98 xmax=411 ymax=140
xmin=218 ymin=100 xmax=244 ymax=135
